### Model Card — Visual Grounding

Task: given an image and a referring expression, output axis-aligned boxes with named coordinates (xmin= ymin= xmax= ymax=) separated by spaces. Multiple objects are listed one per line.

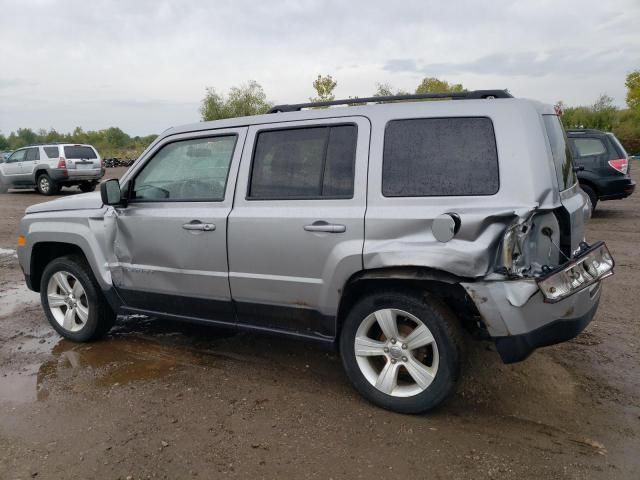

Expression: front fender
xmin=19 ymin=211 xmax=112 ymax=290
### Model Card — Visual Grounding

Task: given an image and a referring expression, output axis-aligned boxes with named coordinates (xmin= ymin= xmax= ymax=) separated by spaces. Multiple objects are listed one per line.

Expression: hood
xmin=25 ymin=192 xmax=104 ymax=214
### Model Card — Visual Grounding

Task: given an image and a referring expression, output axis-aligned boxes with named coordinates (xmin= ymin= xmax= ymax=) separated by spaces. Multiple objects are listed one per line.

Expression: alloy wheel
xmin=46 ymin=271 xmax=89 ymax=332
xmin=354 ymin=308 xmax=439 ymax=397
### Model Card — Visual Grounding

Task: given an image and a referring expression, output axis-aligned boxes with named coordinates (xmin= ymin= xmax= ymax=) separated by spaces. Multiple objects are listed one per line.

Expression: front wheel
xmin=40 ymin=255 xmax=115 ymax=342
xmin=0 ymin=175 xmax=8 ymax=193
xmin=340 ymin=290 xmax=463 ymax=414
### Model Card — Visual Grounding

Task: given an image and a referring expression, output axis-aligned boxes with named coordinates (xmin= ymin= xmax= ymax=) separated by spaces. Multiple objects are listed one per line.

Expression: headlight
xmin=537 ymin=242 xmax=614 ymax=303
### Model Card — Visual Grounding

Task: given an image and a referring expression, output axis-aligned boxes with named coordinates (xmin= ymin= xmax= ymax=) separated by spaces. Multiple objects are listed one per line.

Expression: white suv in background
xmin=0 ymin=143 xmax=104 ymax=195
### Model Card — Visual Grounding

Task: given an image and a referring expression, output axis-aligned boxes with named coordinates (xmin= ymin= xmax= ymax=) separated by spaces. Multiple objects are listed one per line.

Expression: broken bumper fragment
xmin=461 ymin=242 xmax=613 ymax=363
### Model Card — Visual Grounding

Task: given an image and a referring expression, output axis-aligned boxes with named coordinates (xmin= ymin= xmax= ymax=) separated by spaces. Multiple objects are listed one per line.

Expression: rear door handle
xmin=182 ymin=221 xmax=216 ymax=232
xmin=304 ymin=221 xmax=346 ymax=233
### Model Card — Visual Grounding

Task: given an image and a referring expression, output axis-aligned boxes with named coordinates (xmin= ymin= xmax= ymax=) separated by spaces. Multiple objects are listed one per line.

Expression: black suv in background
xmin=567 ymin=129 xmax=635 ymax=211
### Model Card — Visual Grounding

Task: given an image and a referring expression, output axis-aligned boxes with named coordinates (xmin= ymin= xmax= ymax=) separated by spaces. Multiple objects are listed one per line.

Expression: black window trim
xmin=127 ymin=133 xmax=239 ymax=204
xmin=246 ymin=122 xmax=359 ymax=201
xmin=381 ymin=116 xmax=501 ymax=198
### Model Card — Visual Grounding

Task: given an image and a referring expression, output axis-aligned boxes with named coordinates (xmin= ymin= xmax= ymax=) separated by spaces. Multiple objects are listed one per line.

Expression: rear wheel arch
xmin=34 ymin=168 xmax=49 ymax=182
xmin=579 ymin=178 xmax=598 ymax=195
xmin=336 ymin=267 xmax=484 ymax=339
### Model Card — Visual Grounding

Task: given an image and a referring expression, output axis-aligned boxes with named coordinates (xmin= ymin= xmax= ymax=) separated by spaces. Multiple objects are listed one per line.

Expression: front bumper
xmin=461 ymin=279 xmax=602 ymax=363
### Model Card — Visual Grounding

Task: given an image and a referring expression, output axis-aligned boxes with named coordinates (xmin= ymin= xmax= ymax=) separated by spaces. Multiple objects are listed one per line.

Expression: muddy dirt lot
xmin=0 ymin=168 xmax=638 ymax=479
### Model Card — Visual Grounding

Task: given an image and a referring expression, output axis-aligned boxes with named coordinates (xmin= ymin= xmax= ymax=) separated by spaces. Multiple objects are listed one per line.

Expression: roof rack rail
xmin=268 ymin=89 xmax=513 ymax=113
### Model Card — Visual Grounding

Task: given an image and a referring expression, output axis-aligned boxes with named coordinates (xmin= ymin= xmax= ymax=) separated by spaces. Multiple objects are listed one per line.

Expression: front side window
xmin=249 ymin=125 xmax=357 ymax=199
xmin=543 ymin=115 xmax=576 ymax=191
xmin=132 ymin=135 xmax=237 ymax=201
xmin=383 ymin=117 xmax=499 ymax=197
xmin=7 ymin=150 xmax=26 ymax=163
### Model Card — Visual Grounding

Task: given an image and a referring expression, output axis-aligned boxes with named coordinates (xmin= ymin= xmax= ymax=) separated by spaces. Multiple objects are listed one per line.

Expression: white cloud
xmin=0 ymin=0 xmax=639 ymax=135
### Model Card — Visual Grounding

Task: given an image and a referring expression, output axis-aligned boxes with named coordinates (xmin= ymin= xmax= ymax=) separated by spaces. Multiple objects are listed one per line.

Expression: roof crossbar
xmin=268 ymin=89 xmax=513 ymax=113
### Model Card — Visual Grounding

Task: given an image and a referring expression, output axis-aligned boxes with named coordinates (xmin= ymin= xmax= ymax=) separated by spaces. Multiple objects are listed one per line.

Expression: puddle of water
xmin=0 ymin=247 xmax=17 ymax=258
xmin=0 ymin=285 xmax=40 ymax=317
xmin=0 ymin=328 xmax=238 ymax=404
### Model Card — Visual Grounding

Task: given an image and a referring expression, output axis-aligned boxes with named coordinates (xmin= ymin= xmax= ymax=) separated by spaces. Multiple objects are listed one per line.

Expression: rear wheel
xmin=0 ymin=175 xmax=8 ymax=194
xmin=40 ymin=255 xmax=115 ymax=342
xmin=79 ymin=182 xmax=97 ymax=193
xmin=581 ymin=184 xmax=598 ymax=212
xmin=339 ymin=289 xmax=463 ymax=414
xmin=37 ymin=173 xmax=59 ymax=196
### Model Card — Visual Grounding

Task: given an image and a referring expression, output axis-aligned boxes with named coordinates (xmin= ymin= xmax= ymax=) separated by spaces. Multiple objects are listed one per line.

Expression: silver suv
xmin=16 ymin=91 xmax=614 ymax=413
xmin=0 ymin=143 xmax=104 ymax=195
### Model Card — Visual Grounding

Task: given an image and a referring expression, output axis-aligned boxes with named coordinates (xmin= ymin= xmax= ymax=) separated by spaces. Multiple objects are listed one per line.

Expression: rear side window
xmin=382 ymin=117 xmax=499 ymax=197
xmin=543 ymin=115 xmax=576 ymax=191
xmin=607 ymin=134 xmax=628 ymax=159
xmin=571 ymin=137 xmax=606 ymax=157
xmin=249 ymin=125 xmax=357 ymax=199
xmin=44 ymin=146 xmax=59 ymax=158
xmin=64 ymin=146 xmax=97 ymax=159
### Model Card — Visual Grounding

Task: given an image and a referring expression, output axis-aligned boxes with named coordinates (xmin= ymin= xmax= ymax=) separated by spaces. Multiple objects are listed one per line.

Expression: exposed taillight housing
xmin=608 ymin=158 xmax=628 ymax=174
xmin=57 ymin=157 xmax=67 ymax=168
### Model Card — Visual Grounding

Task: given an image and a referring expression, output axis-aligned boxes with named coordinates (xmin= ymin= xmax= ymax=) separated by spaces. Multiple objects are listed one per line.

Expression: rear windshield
xmin=382 ymin=117 xmax=499 ymax=197
xmin=543 ymin=115 xmax=576 ymax=191
xmin=64 ymin=146 xmax=97 ymax=159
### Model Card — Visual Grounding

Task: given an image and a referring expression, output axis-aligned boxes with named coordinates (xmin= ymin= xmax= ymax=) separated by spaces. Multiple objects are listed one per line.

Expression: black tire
xmin=581 ymin=184 xmax=598 ymax=213
xmin=0 ymin=176 xmax=8 ymax=194
xmin=79 ymin=182 xmax=97 ymax=193
xmin=40 ymin=254 xmax=115 ymax=342
xmin=339 ymin=289 xmax=463 ymax=414
xmin=36 ymin=173 xmax=59 ymax=196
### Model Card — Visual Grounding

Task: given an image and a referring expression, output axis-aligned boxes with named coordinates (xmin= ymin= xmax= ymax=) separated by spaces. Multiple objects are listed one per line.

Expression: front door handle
xmin=304 ymin=221 xmax=346 ymax=233
xmin=182 ymin=221 xmax=216 ymax=232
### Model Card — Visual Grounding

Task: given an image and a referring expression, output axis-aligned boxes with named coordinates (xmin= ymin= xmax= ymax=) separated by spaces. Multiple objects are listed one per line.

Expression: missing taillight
xmin=608 ymin=158 xmax=628 ymax=174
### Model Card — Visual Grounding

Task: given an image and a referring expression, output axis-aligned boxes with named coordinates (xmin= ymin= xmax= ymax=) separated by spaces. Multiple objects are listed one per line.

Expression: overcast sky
xmin=1 ymin=0 xmax=639 ymax=136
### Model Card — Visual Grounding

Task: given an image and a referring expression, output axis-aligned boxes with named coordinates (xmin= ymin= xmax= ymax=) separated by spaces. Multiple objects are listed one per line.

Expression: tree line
xmin=2 ymin=71 xmax=639 ymax=158
xmin=0 ymin=127 xmax=157 ymax=159
xmin=200 ymin=72 xmax=640 ymax=154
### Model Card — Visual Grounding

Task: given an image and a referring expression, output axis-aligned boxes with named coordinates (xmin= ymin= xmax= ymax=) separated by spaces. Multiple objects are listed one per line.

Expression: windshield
xmin=543 ymin=115 xmax=577 ymax=191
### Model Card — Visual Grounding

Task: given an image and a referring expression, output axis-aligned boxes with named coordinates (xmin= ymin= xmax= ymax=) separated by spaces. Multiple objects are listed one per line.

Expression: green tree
xmin=625 ymin=70 xmax=640 ymax=109
xmin=14 ymin=128 xmax=37 ymax=148
xmin=310 ymin=74 xmax=337 ymax=102
xmin=415 ymin=77 xmax=465 ymax=94
xmin=104 ymin=127 xmax=129 ymax=149
xmin=200 ymin=80 xmax=271 ymax=121
xmin=0 ymin=134 xmax=8 ymax=150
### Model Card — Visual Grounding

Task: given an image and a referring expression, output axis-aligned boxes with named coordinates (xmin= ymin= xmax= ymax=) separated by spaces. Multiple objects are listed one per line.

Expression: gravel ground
xmin=0 ymin=167 xmax=638 ymax=479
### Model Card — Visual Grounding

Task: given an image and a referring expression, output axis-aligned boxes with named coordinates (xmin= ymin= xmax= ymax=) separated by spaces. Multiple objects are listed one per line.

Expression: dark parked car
xmin=567 ymin=129 xmax=635 ymax=211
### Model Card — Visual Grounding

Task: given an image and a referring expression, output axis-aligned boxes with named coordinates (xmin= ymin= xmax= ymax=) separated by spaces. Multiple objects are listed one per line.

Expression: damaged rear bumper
xmin=461 ymin=279 xmax=602 ymax=363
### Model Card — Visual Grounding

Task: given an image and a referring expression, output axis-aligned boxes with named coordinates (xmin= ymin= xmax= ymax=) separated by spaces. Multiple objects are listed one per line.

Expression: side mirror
xmin=100 ymin=179 xmax=122 ymax=206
